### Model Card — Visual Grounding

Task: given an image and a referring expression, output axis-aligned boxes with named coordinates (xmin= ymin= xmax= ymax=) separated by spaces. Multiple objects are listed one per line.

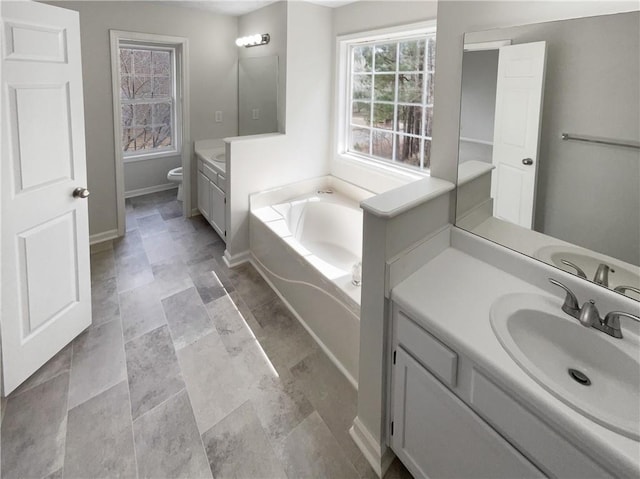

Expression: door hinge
xmin=390 ymin=421 xmax=394 ymax=436
xmin=393 ymin=350 xmax=396 ymax=365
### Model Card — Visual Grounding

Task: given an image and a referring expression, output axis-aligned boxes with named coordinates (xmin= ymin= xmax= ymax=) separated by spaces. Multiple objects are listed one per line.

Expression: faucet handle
xmin=613 ymin=285 xmax=640 ymax=297
xmin=602 ymin=311 xmax=640 ymax=339
xmin=549 ymin=278 xmax=580 ymax=319
xmin=560 ymin=259 xmax=587 ymax=279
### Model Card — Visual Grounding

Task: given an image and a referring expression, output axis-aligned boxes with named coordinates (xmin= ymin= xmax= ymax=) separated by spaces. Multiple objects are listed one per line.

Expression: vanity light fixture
xmin=235 ymin=33 xmax=270 ymax=48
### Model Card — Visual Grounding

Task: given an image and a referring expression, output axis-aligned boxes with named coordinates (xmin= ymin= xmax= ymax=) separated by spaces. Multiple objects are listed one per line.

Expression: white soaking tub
xmin=249 ymin=176 xmax=373 ymax=386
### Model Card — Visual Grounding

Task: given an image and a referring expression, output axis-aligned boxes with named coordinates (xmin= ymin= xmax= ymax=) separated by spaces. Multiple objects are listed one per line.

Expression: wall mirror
xmin=455 ymin=11 xmax=640 ymax=301
xmin=238 ymin=55 xmax=279 ymax=135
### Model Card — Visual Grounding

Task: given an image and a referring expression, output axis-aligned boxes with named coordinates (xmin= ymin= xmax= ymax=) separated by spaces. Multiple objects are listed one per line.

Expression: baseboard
xmin=349 ymin=417 xmax=395 ymax=478
xmin=190 ymin=208 xmax=201 ymax=217
xmin=249 ymin=254 xmax=359 ymax=390
xmin=124 ymin=183 xmax=177 ymax=199
xmin=89 ymin=229 xmax=119 ymax=246
xmin=223 ymin=249 xmax=251 ymax=268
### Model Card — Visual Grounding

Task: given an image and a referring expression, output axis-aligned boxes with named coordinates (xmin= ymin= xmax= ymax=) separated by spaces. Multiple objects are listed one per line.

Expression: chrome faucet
xmin=549 ymin=278 xmax=640 ymax=338
xmin=614 ymin=285 xmax=640 ymax=298
xmin=593 ymin=263 xmax=613 ymax=287
xmin=561 ymin=259 xmax=587 ymax=279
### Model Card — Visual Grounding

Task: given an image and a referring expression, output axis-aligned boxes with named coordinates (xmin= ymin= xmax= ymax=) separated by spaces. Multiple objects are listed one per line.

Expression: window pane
xmin=152 ymin=51 xmax=170 ymax=76
xmin=122 ymin=128 xmax=134 ymax=151
xmin=352 ymin=74 xmax=371 ymax=100
xmin=133 ymin=50 xmax=151 ymax=75
xmin=399 ymin=40 xmax=424 ymax=71
xmin=395 ymin=134 xmax=421 ymax=166
xmin=350 ymin=127 xmax=370 ymax=154
xmin=133 ymin=76 xmax=152 ymax=99
xmin=153 ymin=126 xmax=172 ymax=148
xmin=133 ymin=104 xmax=152 ymax=127
xmin=120 ymin=49 xmax=132 ymax=74
xmin=131 ymin=128 xmax=153 ymax=151
xmin=153 ymin=103 xmax=172 ymax=125
xmin=374 ymin=43 xmax=396 ymax=72
xmin=353 ymin=46 xmax=373 ymax=73
xmin=373 ymin=74 xmax=395 ymax=101
xmin=351 ymin=102 xmax=371 ymax=126
xmin=426 ymin=73 xmax=435 ymax=104
xmin=120 ymin=76 xmax=133 ymax=100
xmin=372 ymin=130 xmax=393 ymax=160
xmin=372 ymin=103 xmax=394 ymax=130
xmin=427 ymin=37 xmax=437 ymax=71
xmin=398 ymin=74 xmax=423 ymax=103
xmin=152 ymin=77 xmax=171 ymax=98
xmin=396 ymin=105 xmax=423 ymax=135
xmin=121 ymin=104 xmax=133 ymax=128
xmin=425 ymin=106 xmax=433 ymax=137
xmin=424 ymin=139 xmax=432 ymax=169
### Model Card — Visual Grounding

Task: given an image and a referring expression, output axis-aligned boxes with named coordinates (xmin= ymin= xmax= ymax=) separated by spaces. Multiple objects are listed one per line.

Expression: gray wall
xmin=238 ymin=1 xmax=287 ymax=134
xmin=332 ymin=0 xmax=437 ymax=35
xmin=459 ymin=50 xmax=498 ymax=143
xmin=123 ymin=157 xmax=180 ymax=194
xmin=45 ymin=1 xmax=239 ymax=235
xmin=462 ymin=12 xmax=639 ymax=265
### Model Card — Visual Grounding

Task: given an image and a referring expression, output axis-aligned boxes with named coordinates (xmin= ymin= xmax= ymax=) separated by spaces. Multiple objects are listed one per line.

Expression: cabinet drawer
xmin=471 ymin=370 xmax=612 ymax=478
xmin=203 ymin=163 xmax=217 ymax=184
xmin=396 ymin=310 xmax=457 ymax=387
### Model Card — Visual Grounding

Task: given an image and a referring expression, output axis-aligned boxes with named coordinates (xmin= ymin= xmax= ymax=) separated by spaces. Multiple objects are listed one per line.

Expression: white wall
xmin=45 ymin=1 xmax=238 ymax=236
xmin=238 ymin=1 xmax=287 ymax=134
xmin=226 ymin=1 xmax=333 ymax=259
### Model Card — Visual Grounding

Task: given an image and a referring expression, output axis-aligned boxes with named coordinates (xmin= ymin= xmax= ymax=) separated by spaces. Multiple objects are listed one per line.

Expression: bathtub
xmin=249 ymin=176 xmax=373 ymax=387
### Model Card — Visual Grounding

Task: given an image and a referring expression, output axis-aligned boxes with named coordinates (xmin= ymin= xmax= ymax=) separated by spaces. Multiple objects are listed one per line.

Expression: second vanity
xmin=387 ymin=228 xmax=640 ymax=479
xmin=195 ymin=140 xmax=227 ymax=240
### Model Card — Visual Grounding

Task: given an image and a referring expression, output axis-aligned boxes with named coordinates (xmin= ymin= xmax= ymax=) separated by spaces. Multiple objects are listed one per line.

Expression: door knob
xmin=522 ymin=158 xmax=534 ymax=165
xmin=72 ymin=187 xmax=90 ymax=199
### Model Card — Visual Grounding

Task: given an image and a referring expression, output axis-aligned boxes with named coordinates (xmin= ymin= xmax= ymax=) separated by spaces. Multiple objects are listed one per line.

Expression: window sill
xmin=123 ymin=148 xmax=181 ymax=163
xmin=337 ymin=152 xmax=429 ymax=180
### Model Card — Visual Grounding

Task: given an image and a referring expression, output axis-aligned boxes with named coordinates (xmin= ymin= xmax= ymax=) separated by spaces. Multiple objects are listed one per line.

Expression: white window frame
xmin=110 ymin=30 xmax=190 ymax=237
xmin=119 ymin=43 xmax=179 ymax=162
xmin=334 ymin=21 xmax=437 ymax=180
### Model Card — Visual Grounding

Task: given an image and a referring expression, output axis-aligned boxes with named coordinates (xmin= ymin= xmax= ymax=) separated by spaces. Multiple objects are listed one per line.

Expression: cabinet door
xmin=210 ymin=181 xmax=226 ymax=240
xmin=197 ymin=171 xmax=211 ymax=220
xmin=391 ymin=348 xmax=543 ymax=479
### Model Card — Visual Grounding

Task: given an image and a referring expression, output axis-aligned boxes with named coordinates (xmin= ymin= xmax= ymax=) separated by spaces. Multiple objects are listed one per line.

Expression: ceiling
xmin=159 ymin=0 xmax=357 ymax=17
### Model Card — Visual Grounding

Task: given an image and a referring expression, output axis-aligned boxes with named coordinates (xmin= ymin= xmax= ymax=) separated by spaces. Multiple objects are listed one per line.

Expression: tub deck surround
xmin=391 ymin=228 xmax=640 ymax=478
xmin=250 ymin=176 xmax=374 ymax=388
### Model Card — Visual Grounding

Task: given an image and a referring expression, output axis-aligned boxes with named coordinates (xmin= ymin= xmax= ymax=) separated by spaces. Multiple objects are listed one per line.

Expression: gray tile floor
xmin=1 ymin=190 xmax=412 ymax=479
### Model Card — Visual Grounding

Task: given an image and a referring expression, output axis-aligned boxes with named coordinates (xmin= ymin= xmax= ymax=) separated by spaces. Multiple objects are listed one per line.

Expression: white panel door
xmin=491 ymin=42 xmax=546 ymax=228
xmin=1 ymin=1 xmax=91 ymax=394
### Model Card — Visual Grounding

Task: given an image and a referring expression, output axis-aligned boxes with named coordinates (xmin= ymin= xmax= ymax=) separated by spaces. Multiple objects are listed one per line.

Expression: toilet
xmin=167 ymin=167 xmax=183 ymax=201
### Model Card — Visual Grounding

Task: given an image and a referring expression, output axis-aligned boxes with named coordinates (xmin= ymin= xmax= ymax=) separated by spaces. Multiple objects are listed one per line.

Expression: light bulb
xmin=253 ymin=34 xmax=262 ymax=44
xmin=235 ymin=38 xmax=243 ymax=47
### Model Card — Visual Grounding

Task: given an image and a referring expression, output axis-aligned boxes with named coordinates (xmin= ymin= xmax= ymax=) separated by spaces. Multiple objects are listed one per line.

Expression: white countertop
xmin=194 ymin=139 xmax=226 ymax=175
xmin=391 ymin=247 xmax=640 ymax=477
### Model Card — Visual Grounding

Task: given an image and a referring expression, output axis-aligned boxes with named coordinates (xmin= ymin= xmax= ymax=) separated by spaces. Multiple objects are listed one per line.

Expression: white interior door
xmin=1 ymin=1 xmax=91 ymax=394
xmin=491 ymin=42 xmax=546 ymax=228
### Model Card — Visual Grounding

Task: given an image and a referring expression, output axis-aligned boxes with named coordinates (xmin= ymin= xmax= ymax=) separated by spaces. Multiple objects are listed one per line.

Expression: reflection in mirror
xmin=455 ymin=11 xmax=640 ymax=301
xmin=238 ymin=56 xmax=279 ymax=135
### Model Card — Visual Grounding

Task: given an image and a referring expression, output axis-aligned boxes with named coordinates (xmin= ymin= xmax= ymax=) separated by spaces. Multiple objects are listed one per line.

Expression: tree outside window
xmin=348 ymin=34 xmax=436 ymax=170
xmin=120 ymin=46 xmax=175 ymax=155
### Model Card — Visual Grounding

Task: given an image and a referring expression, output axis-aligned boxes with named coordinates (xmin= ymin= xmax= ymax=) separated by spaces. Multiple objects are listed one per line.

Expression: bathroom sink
xmin=490 ymin=293 xmax=640 ymax=440
xmin=212 ymin=153 xmax=225 ymax=163
xmin=535 ymin=245 xmax=640 ymax=297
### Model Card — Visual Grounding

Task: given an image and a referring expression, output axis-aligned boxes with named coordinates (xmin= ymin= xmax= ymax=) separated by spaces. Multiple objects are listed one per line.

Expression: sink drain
xmin=568 ymin=368 xmax=591 ymax=386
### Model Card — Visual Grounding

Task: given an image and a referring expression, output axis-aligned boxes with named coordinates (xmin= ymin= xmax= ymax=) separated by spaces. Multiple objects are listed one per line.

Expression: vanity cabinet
xmin=391 ymin=309 xmax=542 ymax=479
xmin=197 ymin=159 xmax=226 ymax=241
xmin=390 ymin=306 xmax=615 ymax=479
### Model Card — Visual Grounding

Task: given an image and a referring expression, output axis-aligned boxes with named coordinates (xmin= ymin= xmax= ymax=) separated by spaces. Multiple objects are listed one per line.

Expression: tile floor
xmin=1 ymin=190 xmax=412 ymax=479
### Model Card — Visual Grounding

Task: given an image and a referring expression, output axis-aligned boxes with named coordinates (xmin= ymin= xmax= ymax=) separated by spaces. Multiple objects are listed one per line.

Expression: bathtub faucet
xmin=317 ymin=188 xmax=334 ymax=194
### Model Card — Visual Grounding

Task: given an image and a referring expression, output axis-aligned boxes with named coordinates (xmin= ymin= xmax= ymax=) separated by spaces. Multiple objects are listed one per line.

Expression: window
xmin=119 ymin=45 xmax=177 ymax=158
xmin=341 ymin=27 xmax=436 ymax=171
